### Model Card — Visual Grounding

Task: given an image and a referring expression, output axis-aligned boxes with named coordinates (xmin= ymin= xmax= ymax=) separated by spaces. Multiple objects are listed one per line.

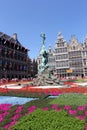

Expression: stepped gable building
xmin=54 ymin=32 xmax=69 ymax=77
xmin=68 ymin=35 xmax=83 ymax=77
xmin=0 ymin=32 xmax=28 ymax=79
xmin=37 ymin=32 xmax=87 ymax=77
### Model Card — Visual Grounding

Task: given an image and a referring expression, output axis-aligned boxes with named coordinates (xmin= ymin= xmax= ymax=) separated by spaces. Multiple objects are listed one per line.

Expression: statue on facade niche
xmin=39 ymin=33 xmax=48 ymax=73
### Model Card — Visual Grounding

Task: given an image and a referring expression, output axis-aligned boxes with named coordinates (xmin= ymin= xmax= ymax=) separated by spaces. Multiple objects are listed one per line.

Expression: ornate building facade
xmin=37 ymin=33 xmax=87 ymax=77
xmin=0 ymin=32 xmax=28 ymax=79
xmin=68 ymin=35 xmax=83 ymax=77
xmin=54 ymin=33 xmax=69 ymax=77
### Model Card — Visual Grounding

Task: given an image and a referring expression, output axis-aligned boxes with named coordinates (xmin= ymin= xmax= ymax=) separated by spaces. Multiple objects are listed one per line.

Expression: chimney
xmin=12 ymin=33 xmax=18 ymax=40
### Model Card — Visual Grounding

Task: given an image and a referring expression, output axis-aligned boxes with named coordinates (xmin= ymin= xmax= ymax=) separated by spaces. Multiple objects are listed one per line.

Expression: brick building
xmin=0 ymin=32 xmax=28 ymax=79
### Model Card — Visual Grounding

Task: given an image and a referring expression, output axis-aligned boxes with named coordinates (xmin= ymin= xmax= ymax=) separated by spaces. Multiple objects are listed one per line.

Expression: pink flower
xmin=15 ymin=105 xmax=23 ymax=113
xmin=2 ymin=111 xmax=9 ymax=117
xmin=64 ymin=105 xmax=71 ymax=110
xmin=85 ymin=124 xmax=87 ymax=130
xmin=15 ymin=109 xmax=22 ymax=113
xmin=0 ymin=114 xmax=3 ymax=118
xmin=29 ymin=110 xmax=34 ymax=113
xmin=85 ymin=111 xmax=87 ymax=116
xmin=77 ymin=106 xmax=85 ymax=111
xmin=42 ymin=107 xmax=48 ymax=111
xmin=68 ymin=110 xmax=77 ymax=115
xmin=55 ymin=108 xmax=62 ymax=112
xmin=85 ymin=103 xmax=87 ymax=107
xmin=51 ymin=104 xmax=58 ymax=109
xmin=51 ymin=104 xmax=62 ymax=111
xmin=76 ymin=115 xmax=84 ymax=120
xmin=0 ymin=117 xmax=3 ymax=122
xmin=4 ymin=124 xmax=10 ymax=129
xmin=4 ymin=121 xmax=17 ymax=129
xmin=11 ymin=114 xmax=22 ymax=121
xmin=28 ymin=106 xmax=36 ymax=110
xmin=50 ymin=92 xmax=61 ymax=96
xmin=0 ymin=104 xmax=12 ymax=111
xmin=27 ymin=106 xmax=37 ymax=113
xmin=17 ymin=105 xmax=23 ymax=109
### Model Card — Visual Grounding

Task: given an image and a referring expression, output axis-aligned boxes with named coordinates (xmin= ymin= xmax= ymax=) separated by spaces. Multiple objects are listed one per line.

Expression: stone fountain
xmin=30 ymin=33 xmax=62 ymax=86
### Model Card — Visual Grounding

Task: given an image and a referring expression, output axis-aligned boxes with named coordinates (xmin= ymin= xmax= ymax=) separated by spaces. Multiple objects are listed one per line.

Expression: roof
xmin=0 ymin=32 xmax=22 ymax=46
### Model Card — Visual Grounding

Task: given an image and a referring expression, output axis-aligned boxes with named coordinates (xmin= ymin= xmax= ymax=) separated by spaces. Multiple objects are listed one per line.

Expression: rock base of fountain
xmin=29 ymin=68 xmax=63 ymax=86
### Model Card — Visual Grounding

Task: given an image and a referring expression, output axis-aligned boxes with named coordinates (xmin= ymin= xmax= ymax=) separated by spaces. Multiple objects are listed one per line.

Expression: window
xmin=0 ymin=46 xmax=2 ymax=54
xmin=0 ymin=59 xmax=2 ymax=66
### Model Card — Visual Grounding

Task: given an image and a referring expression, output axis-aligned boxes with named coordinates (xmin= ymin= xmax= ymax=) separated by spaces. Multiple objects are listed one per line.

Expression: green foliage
xmin=0 ymin=118 xmax=12 ymax=127
xmin=9 ymin=105 xmax=18 ymax=113
xmin=66 ymin=78 xmax=87 ymax=83
xmin=0 ymin=127 xmax=6 ymax=130
xmin=12 ymin=109 xmax=85 ymax=130
xmin=74 ymin=79 xmax=87 ymax=83
xmin=22 ymin=98 xmax=53 ymax=109
xmin=85 ymin=117 xmax=87 ymax=123
xmin=77 ymin=110 xmax=85 ymax=116
xmin=50 ymin=93 xmax=87 ymax=106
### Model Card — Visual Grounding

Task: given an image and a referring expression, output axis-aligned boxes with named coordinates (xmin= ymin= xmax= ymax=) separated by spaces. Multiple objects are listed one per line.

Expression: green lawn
xmin=12 ymin=109 xmax=85 ymax=130
xmin=50 ymin=93 xmax=87 ymax=106
xmin=74 ymin=79 xmax=86 ymax=83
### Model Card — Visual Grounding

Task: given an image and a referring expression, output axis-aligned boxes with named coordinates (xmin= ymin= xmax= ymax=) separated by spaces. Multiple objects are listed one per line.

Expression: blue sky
xmin=0 ymin=0 xmax=87 ymax=59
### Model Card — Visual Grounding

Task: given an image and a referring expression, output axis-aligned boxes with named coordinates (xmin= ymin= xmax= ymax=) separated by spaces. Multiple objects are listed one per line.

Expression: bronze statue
xmin=39 ymin=33 xmax=48 ymax=73
xmin=40 ymin=33 xmax=46 ymax=45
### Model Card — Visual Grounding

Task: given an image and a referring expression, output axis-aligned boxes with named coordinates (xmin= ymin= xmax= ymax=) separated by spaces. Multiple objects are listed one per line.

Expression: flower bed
xmin=1 ymin=102 xmax=87 ymax=130
xmin=0 ymin=82 xmax=87 ymax=129
xmin=0 ymin=84 xmax=87 ymax=97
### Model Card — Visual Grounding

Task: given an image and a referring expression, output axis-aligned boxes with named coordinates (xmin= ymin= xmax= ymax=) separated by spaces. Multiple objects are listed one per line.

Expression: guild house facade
xmin=37 ymin=32 xmax=87 ymax=77
xmin=0 ymin=32 xmax=28 ymax=79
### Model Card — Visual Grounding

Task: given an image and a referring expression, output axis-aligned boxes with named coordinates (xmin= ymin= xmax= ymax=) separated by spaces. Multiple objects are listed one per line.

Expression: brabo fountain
xmin=30 ymin=33 xmax=62 ymax=86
